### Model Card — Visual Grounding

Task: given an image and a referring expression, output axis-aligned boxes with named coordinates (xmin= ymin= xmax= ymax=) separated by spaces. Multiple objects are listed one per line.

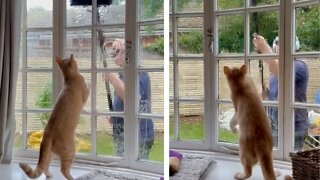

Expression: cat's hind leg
xmin=59 ymin=153 xmax=75 ymax=180
xmin=257 ymin=151 xmax=276 ymax=180
xmin=234 ymin=146 xmax=256 ymax=180
xmin=234 ymin=159 xmax=253 ymax=180
xmin=44 ymin=153 xmax=53 ymax=178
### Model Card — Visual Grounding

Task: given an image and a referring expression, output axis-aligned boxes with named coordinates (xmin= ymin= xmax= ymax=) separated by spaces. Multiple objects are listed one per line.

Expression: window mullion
xmin=21 ymin=0 xmax=27 ymax=150
xmin=124 ymin=0 xmax=139 ymax=168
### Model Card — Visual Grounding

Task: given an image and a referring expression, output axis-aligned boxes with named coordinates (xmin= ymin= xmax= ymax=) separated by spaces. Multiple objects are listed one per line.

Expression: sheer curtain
xmin=0 ymin=0 xmax=21 ymax=164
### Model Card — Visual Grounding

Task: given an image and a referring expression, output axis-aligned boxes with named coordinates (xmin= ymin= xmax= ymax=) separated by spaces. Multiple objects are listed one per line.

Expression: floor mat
xmin=75 ymin=169 xmax=159 ymax=180
xmin=170 ymin=153 xmax=216 ymax=180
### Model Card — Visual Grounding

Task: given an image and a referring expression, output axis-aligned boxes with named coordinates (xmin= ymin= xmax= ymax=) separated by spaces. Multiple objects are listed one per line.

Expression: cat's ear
xmin=55 ymin=56 xmax=63 ymax=65
xmin=224 ymin=66 xmax=232 ymax=76
xmin=240 ymin=64 xmax=247 ymax=75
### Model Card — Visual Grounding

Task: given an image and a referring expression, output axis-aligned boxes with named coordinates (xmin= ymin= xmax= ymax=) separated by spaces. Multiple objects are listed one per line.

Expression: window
xmin=170 ymin=0 xmax=320 ymax=159
xmin=14 ymin=0 xmax=163 ymax=174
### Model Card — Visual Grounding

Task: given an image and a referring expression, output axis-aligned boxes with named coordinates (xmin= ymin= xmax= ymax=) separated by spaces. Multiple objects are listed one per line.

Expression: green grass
xmin=170 ymin=116 xmax=238 ymax=143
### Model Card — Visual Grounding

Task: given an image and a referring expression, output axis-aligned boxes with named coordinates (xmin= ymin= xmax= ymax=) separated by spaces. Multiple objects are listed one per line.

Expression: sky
xmin=27 ymin=0 xmax=71 ymax=10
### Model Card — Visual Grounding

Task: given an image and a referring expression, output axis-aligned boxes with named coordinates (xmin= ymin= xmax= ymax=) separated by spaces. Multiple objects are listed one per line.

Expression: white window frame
xmin=14 ymin=0 xmax=163 ymax=174
xmin=170 ymin=0 xmax=320 ymax=161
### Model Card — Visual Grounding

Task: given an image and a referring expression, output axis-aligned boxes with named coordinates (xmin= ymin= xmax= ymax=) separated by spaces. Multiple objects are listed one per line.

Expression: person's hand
xmin=252 ymin=33 xmax=273 ymax=54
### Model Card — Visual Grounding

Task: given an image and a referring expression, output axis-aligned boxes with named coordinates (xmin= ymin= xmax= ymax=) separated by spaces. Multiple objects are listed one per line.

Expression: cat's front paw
xmin=234 ymin=172 xmax=247 ymax=180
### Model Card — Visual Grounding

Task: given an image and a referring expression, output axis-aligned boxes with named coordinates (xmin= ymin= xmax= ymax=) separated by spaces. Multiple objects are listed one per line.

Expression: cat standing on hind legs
xmin=224 ymin=65 xmax=281 ymax=180
xmin=19 ymin=54 xmax=90 ymax=180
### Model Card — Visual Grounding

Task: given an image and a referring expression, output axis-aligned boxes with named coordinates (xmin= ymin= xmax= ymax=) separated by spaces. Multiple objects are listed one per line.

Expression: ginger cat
xmin=19 ymin=54 xmax=90 ymax=180
xmin=224 ymin=65 xmax=280 ymax=180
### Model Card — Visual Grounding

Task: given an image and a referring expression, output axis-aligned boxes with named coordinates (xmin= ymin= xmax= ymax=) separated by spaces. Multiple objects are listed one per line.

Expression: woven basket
xmin=289 ymin=148 xmax=320 ymax=180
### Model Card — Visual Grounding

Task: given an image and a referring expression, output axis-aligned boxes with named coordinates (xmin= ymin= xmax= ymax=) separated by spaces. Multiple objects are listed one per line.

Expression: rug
xmin=170 ymin=153 xmax=216 ymax=180
xmin=75 ymin=169 xmax=159 ymax=180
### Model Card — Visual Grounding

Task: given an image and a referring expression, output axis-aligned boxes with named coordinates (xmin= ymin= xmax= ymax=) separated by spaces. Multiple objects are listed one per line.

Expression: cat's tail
xmin=19 ymin=134 xmax=53 ymax=179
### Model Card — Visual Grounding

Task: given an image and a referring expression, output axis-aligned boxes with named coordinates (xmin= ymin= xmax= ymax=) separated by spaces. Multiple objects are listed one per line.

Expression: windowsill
xmin=7 ymin=157 xmax=161 ymax=180
xmin=173 ymin=149 xmax=292 ymax=180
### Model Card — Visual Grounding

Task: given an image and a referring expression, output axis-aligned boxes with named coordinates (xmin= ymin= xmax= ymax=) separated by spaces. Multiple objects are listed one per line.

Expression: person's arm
xmin=253 ymin=34 xmax=279 ymax=76
xmin=104 ymin=73 xmax=125 ymax=101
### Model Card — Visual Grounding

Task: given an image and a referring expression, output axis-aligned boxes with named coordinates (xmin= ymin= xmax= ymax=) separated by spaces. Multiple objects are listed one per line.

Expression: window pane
xmin=179 ymin=102 xmax=204 ymax=140
xmin=249 ymin=59 xmax=279 ymax=102
xmin=66 ymin=30 xmax=92 ymax=69
xmin=249 ymin=0 xmax=279 ymax=7
xmin=138 ymin=71 xmax=164 ymax=115
xmin=176 ymin=0 xmax=203 ymax=12
xmin=97 ymin=2 xmax=125 ymax=25
xmin=140 ymin=1 xmax=163 ymax=20
xmin=139 ymin=25 xmax=164 ymax=68
xmin=96 ymin=28 xmax=125 ymax=69
xmin=218 ymin=103 xmax=238 ymax=144
xmin=96 ymin=72 xmax=120 ymax=113
xmin=75 ymin=115 xmax=92 ymax=154
xmin=27 ymin=72 xmax=52 ymax=109
xmin=14 ymin=112 xmax=23 ymax=149
xmin=27 ymin=31 xmax=53 ymax=68
xmin=295 ymin=5 xmax=320 ymax=52
xmin=177 ymin=17 xmax=203 ymax=55
xmin=80 ymin=72 xmax=91 ymax=113
xmin=139 ymin=118 xmax=164 ymax=163
xmin=218 ymin=60 xmax=244 ymax=99
xmin=27 ymin=113 xmax=49 ymax=150
xmin=306 ymin=108 xmax=320 ymax=149
xmin=218 ymin=14 xmax=244 ymax=54
xmin=293 ymin=108 xmax=310 ymax=151
xmin=249 ymin=11 xmax=279 ymax=54
xmin=294 ymin=58 xmax=320 ymax=104
xmin=16 ymin=73 xmax=22 ymax=109
xmin=178 ymin=60 xmax=204 ymax=99
xmin=169 ymin=101 xmax=174 ymax=139
xmin=66 ymin=2 xmax=92 ymax=27
xmin=27 ymin=0 xmax=52 ymax=28
xmin=218 ymin=0 xmax=244 ymax=10
xmin=169 ymin=60 xmax=174 ymax=99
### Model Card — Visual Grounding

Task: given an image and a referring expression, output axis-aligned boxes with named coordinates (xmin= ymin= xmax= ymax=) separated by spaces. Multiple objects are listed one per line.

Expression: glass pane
xmin=249 ymin=0 xmax=279 ymax=7
xmin=139 ymin=118 xmax=164 ymax=163
xmin=249 ymin=11 xmax=279 ymax=54
xmin=80 ymin=72 xmax=91 ymax=113
xmin=27 ymin=0 xmax=52 ymax=28
xmin=218 ymin=0 xmax=244 ymax=10
xmin=96 ymin=72 xmax=123 ymax=113
xmin=169 ymin=101 xmax=174 ymax=139
xmin=293 ymin=108 xmax=309 ymax=151
xmin=66 ymin=30 xmax=92 ymax=69
xmin=169 ymin=60 xmax=174 ymax=98
xmin=27 ymin=31 xmax=53 ymax=68
xmin=178 ymin=60 xmax=204 ymax=98
xmin=138 ymin=71 xmax=164 ymax=115
xmin=249 ymin=59 xmax=279 ymax=101
xmin=66 ymin=2 xmax=92 ymax=27
xmin=140 ymin=0 xmax=163 ymax=20
xmin=177 ymin=17 xmax=203 ymax=55
xmin=139 ymin=25 xmax=164 ymax=68
xmin=306 ymin=108 xmax=320 ymax=149
xmin=96 ymin=116 xmax=119 ymax=157
xmin=218 ymin=60 xmax=244 ymax=99
xmin=218 ymin=14 xmax=244 ymax=54
xmin=176 ymin=0 xmax=203 ymax=12
xmin=97 ymin=1 xmax=125 ymax=25
xmin=295 ymin=5 xmax=320 ymax=52
xmin=292 ymin=58 xmax=319 ymax=104
xmin=27 ymin=113 xmax=49 ymax=150
xmin=218 ymin=103 xmax=238 ymax=143
xmin=75 ymin=115 xmax=92 ymax=154
xmin=27 ymin=72 xmax=52 ymax=109
xmin=14 ymin=112 xmax=23 ymax=149
xmin=16 ymin=73 xmax=22 ymax=109
xmin=179 ymin=102 xmax=204 ymax=140
xmin=96 ymin=28 xmax=125 ymax=69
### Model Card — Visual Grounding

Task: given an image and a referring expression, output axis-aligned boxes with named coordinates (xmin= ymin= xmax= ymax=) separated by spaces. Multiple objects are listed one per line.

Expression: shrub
xmin=144 ymin=37 xmax=164 ymax=55
xmin=35 ymin=81 xmax=52 ymax=126
xmin=178 ymin=31 xmax=203 ymax=54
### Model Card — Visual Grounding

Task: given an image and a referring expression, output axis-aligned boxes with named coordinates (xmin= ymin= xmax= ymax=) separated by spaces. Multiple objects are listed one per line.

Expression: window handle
xmin=207 ymin=29 xmax=214 ymax=53
xmin=125 ymin=40 xmax=132 ymax=64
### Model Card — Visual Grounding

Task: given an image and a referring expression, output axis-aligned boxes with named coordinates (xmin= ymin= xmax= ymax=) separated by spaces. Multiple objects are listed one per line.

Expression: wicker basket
xmin=289 ymin=148 xmax=320 ymax=180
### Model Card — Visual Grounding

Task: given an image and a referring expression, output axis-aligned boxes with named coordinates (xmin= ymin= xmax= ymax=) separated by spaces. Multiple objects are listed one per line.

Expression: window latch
xmin=125 ymin=40 xmax=132 ymax=64
xmin=207 ymin=29 xmax=214 ymax=53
